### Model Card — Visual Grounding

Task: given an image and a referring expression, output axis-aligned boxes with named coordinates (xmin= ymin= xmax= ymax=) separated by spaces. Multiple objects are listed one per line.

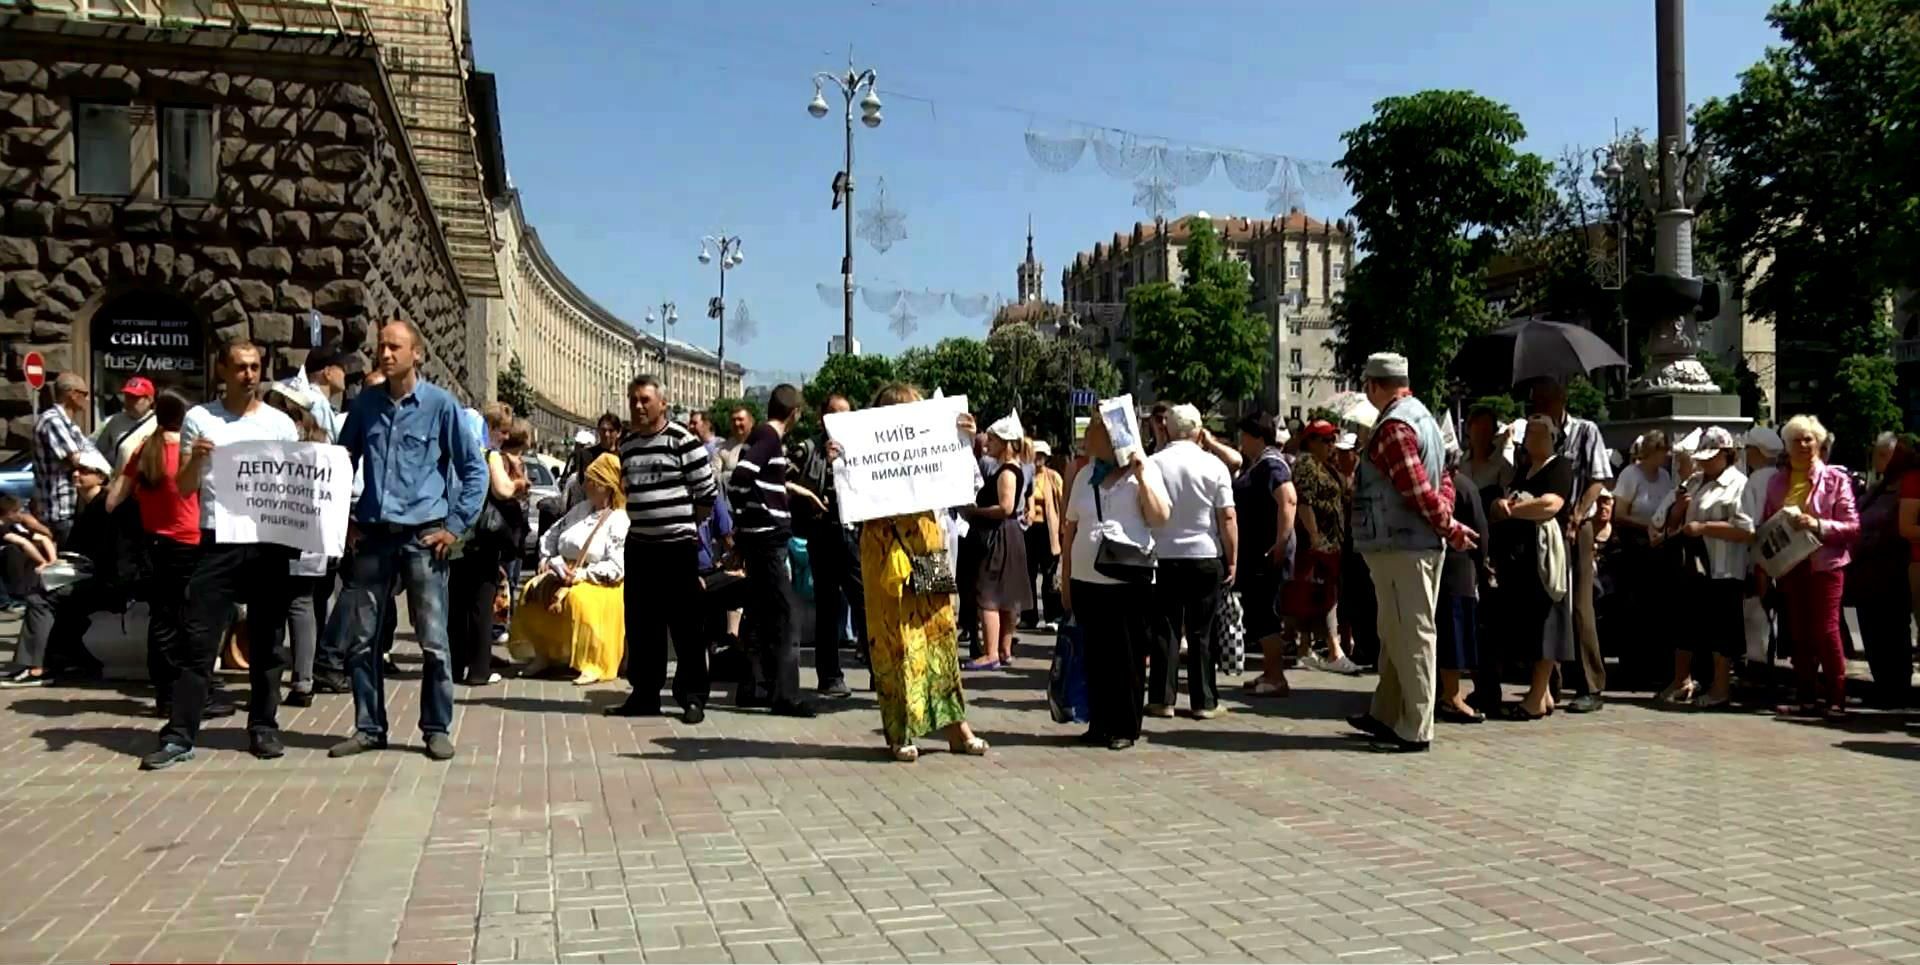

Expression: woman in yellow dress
xmin=854 ymin=383 xmax=990 ymax=762
xmin=510 ymin=453 xmax=628 ymax=684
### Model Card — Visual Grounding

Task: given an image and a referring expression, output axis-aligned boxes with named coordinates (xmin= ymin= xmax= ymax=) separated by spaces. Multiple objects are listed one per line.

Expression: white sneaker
xmin=1323 ymin=655 xmax=1362 ymax=675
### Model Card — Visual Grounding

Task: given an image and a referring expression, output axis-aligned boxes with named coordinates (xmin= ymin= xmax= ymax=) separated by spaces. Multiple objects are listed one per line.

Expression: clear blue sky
xmin=469 ymin=0 xmax=1781 ymax=387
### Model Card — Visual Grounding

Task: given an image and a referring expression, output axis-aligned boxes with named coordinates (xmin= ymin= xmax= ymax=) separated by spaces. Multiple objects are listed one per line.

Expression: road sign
xmin=22 ymin=351 xmax=45 ymax=390
xmin=1070 ymin=388 xmax=1096 ymax=407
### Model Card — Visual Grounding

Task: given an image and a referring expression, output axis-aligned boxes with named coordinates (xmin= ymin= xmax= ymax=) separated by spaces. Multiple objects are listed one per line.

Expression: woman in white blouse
xmin=510 ymin=453 xmax=630 ymax=685
xmin=1061 ymin=415 xmax=1171 ymax=751
xmin=1650 ymin=427 xmax=1753 ymax=709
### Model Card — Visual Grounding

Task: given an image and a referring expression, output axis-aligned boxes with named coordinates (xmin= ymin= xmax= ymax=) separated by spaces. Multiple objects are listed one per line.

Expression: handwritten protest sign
xmin=1099 ymin=394 xmax=1144 ymax=465
xmin=209 ymin=440 xmax=353 ymax=555
xmin=1755 ymin=507 xmax=1822 ymax=579
xmin=825 ymin=395 xmax=977 ymax=525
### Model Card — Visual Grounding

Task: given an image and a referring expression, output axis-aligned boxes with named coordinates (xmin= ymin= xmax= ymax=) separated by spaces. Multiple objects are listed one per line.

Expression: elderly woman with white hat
xmin=1650 ymin=426 xmax=1754 ymax=709
xmin=962 ymin=412 xmax=1034 ymax=669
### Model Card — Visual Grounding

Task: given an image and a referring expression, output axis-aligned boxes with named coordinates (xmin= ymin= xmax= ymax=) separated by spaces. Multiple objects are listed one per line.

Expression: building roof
xmin=1068 ymin=209 xmax=1352 ymax=272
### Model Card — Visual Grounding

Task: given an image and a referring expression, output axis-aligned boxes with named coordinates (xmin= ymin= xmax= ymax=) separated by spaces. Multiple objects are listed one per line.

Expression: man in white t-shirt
xmin=1145 ymin=404 xmax=1238 ymax=719
xmin=141 ymin=339 xmax=300 ymax=772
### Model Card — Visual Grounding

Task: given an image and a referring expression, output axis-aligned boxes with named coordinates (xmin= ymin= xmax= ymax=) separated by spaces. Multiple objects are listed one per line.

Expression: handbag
xmin=523 ymin=508 xmax=617 ymax=614
xmin=1091 ymin=482 xmax=1156 ymax=584
xmin=1215 ymin=590 xmax=1246 ymax=675
xmin=892 ymin=523 xmax=958 ymax=595
xmin=1047 ymin=617 xmax=1091 ymax=724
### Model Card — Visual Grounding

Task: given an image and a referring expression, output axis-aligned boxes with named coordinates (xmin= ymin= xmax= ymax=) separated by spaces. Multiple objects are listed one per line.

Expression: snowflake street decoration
xmin=950 ymin=292 xmax=992 ymax=317
xmin=730 ymin=300 xmax=757 ymax=344
xmin=861 ymin=287 xmax=903 ymax=313
xmin=857 ymin=177 xmax=909 ymax=254
xmin=1023 ymin=130 xmax=1087 ymax=172
xmin=888 ymin=302 xmax=917 ymax=339
xmin=815 ymin=282 xmax=844 ymax=309
xmin=1132 ymin=175 xmax=1177 ymax=219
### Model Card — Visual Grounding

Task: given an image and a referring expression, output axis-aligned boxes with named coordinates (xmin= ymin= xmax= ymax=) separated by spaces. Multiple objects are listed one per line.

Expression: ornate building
xmin=1061 ymin=210 xmax=1354 ymax=419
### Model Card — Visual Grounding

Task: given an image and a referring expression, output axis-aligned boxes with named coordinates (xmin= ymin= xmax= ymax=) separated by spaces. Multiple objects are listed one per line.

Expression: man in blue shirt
xmin=329 ymin=320 xmax=487 ymax=762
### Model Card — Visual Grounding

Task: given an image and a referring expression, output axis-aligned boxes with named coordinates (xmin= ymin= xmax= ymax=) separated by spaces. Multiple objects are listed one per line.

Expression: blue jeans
xmin=342 ymin=527 xmax=454 ymax=739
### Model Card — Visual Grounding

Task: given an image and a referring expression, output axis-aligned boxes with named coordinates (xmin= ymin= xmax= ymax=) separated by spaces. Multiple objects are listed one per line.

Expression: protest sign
xmin=209 ymin=440 xmax=353 ymax=556
xmin=825 ymin=394 xmax=977 ymax=524
xmin=1099 ymin=394 xmax=1144 ymax=465
xmin=1755 ymin=507 xmax=1822 ymax=579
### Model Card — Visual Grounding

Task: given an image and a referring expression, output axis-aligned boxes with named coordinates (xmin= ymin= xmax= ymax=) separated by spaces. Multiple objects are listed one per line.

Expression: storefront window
xmin=90 ymin=291 xmax=207 ymax=420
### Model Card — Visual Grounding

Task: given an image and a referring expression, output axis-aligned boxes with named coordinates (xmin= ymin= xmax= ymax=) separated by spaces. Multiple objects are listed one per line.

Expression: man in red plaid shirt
xmin=1347 ymin=353 xmax=1476 ymax=752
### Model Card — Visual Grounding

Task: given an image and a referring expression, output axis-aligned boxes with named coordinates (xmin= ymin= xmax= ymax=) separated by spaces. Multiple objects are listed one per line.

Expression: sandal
xmin=572 ymin=672 xmax=600 ymax=686
xmin=1437 ymin=705 xmax=1485 ymax=724
xmin=1502 ymin=703 xmax=1552 ymax=721
xmin=948 ymin=736 xmax=989 ymax=756
xmin=889 ymin=744 xmax=919 ymax=763
xmin=960 ymin=658 xmax=1001 ymax=671
xmin=1774 ymin=702 xmax=1819 ymax=717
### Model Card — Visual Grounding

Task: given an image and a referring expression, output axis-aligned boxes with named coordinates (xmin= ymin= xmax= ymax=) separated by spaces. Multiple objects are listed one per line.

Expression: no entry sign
xmin=22 ymin=351 xmax=44 ymax=390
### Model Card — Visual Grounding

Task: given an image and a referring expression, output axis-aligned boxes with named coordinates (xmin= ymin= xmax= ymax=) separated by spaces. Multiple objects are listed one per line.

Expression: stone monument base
xmin=1601 ymin=392 xmax=1752 ymax=455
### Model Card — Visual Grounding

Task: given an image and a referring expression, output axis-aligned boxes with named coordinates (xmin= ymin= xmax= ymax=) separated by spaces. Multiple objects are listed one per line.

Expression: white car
xmin=522 ymin=458 xmax=560 ymax=563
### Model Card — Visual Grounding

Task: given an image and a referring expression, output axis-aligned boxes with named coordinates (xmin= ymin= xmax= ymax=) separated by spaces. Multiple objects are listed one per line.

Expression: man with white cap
xmin=1348 ymin=352 xmax=1475 ymax=752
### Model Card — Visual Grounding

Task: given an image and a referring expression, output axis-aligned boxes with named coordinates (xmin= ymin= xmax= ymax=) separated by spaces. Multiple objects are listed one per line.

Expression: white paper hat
xmin=987 ymin=411 xmax=1025 ymax=441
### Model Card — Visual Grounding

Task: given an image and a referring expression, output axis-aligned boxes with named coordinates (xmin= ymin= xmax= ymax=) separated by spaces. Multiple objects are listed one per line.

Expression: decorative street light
xmin=643 ymin=301 xmax=677 ymax=386
xmin=809 ymin=57 xmax=882 ymax=355
xmin=699 ymin=233 xmax=743 ymax=388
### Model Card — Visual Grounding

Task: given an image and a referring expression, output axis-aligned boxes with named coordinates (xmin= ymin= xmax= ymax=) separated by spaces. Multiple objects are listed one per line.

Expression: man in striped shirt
xmin=727 ymin=384 xmax=815 ymax=718
xmin=607 ymin=375 xmax=718 ymax=724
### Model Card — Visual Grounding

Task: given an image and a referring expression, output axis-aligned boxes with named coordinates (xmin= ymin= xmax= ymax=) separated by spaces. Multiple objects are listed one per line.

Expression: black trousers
xmin=145 ymin=536 xmax=199 ymax=707
xmin=958 ymin=531 xmax=982 ymax=648
xmin=625 ymin=539 xmax=710 ymax=711
xmin=447 ymin=545 xmax=500 ymax=684
xmin=1024 ymin=525 xmax=1060 ymax=626
xmin=742 ymin=537 xmax=800 ymax=706
xmin=809 ymin=525 xmax=865 ymax=685
xmin=1857 ymin=595 xmax=1914 ymax=708
xmin=163 ymin=536 xmax=295 ymax=747
xmin=1150 ymin=558 xmax=1223 ymax=711
xmin=1074 ymin=579 xmax=1148 ymax=741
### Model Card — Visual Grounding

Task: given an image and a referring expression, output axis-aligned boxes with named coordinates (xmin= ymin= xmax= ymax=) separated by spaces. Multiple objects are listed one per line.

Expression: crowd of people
xmin=4 ymin=330 xmax=1916 ymax=768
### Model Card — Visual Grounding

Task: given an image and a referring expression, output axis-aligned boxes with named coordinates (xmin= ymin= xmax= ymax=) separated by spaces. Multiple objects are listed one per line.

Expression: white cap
xmin=1692 ymin=426 xmax=1738 ymax=461
xmin=1335 ymin=432 xmax=1358 ymax=451
xmin=75 ymin=448 xmax=113 ymax=476
xmin=1032 ymin=440 xmax=1052 ymax=457
xmin=987 ymin=411 xmax=1025 ymax=442
xmin=1746 ymin=425 xmax=1784 ymax=455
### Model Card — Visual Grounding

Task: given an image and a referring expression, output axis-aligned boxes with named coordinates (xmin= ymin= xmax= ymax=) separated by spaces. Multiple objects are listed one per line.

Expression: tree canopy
xmin=1125 ymin=217 xmax=1268 ymax=409
xmin=496 ymin=354 xmax=535 ymax=419
xmin=1331 ymin=90 xmax=1551 ymax=395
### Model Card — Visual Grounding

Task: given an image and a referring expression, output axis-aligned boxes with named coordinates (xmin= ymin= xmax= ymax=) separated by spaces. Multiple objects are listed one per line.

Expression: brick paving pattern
xmin=2 ymin=620 xmax=1918 ymax=963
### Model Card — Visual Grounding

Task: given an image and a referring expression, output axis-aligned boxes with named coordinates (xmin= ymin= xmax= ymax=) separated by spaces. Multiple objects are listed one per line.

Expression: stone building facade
xmin=0 ymin=8 xmax=467 ymax=451
xmin=1061 ymin=210 xmax=1354 ymax=419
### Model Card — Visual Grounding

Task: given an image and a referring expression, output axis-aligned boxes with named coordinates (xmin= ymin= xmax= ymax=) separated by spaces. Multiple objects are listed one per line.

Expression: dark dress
xmin=1493 ymin=456 xmax=1576 ymax=663
xmin=1438 ymin=469 xmax=1488 ymax=672
xmin=973 ymin=464 xmax=1032 ymax=612
xmin=1233 ymin=450 xmax=1292 ymax=640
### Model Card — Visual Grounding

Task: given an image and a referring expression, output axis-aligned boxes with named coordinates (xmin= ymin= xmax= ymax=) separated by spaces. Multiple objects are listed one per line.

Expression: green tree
xmin=1331 ymin=90 xmax=1551 ymax=395
xmin=800 ymin=352 xmax=897 ymax=439
xmin=1695 ymin=351 xmax=1739 ymax=396
xmin=1695 ymin=0 xmax=1920 ymax=437
xmin=1125 ymin=217 xmax=1268 ymax=409
xmin=496 ymin=354 xmax=535 ymax=418
xmin=897 ymin=337 xmax=999 ymax=415
xmin=1468 ymin=394 xmax=1520 ymax=423
xmin=1026 ymin=336 xmax=1121 ymax=449
xmin=1565 ymin=375 xmax=1609 ymax=422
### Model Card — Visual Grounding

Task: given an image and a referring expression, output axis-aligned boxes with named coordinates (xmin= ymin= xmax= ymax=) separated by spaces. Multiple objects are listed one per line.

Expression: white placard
xmin=1099 ymin=393 xmax=1144 ymax=466
xmin=209 ymin=440 xmax=353 ymax=555
xmin=825 ymin=395 xmax=977 ymax=525
xmin=1755 ymin=506 xmax=1823 ymax=579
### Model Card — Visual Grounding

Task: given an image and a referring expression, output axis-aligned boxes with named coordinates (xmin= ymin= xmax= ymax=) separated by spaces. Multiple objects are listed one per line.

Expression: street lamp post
xmin=698 ymin=234 xmax=743 ymax=392
xmin=644 ymin=301 xmax=677 ymax=385
xmin=809 ymin=59 xmax=882 ymax=355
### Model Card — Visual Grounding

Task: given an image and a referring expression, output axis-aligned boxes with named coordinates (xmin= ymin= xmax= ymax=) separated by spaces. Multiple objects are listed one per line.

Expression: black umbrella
xmin=1463 ymin=318 xmax=1627 ymax=388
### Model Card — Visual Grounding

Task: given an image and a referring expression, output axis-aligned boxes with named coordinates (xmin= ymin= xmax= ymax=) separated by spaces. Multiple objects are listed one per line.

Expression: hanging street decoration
xmin=1023 ymin=126 xmax=1346 ymax=218
xmin=857 ymin=176 xmax=909 ymax=254
xmin=730 ymin=300 xmax=757 ymax=344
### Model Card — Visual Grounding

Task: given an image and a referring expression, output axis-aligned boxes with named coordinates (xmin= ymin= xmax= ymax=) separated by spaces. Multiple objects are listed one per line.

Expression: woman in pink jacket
xmin=1762 ymin=415 xmax=1860 ymax=719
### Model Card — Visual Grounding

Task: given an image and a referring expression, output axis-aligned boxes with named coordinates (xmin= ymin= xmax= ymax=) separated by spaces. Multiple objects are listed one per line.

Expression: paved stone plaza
xmin=2 ymin=620 xmax=1918 ymax=965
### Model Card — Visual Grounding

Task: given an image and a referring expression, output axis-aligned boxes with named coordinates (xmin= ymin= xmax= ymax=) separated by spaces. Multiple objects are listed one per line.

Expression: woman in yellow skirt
xmin=510 ymin=453 xmax=628 ymax=684
xmin=853 ymin=383 xmax=989 ymax=762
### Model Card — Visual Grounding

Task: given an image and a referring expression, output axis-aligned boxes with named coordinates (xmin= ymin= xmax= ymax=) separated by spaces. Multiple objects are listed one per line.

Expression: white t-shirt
xmin=1064 ymin=461 xmax=1168 ymax=586
xmin=180 ymin=398 xmax=300 ymax=529
xmin=1148 ymin=440 xmax=1235 ymax=559
xmin=1612 ymin=461 xmax=1676 ymax=527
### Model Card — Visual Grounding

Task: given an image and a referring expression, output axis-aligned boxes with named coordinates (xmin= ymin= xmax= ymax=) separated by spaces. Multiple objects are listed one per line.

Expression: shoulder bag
xmin=523 ymin=508 xmax=618 ymax=614
xmin=1092 ymin=480 xmax=1156 ymax=584
xmin=891 ymin=521 xmax=958 ymax=595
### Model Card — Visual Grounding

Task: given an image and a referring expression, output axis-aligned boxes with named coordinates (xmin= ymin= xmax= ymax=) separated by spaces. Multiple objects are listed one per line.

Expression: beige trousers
xmin=1363 ymin=548 xmax=1445 ymax=744
xmin=1573 ymin=521 xmax=1605 ymax=693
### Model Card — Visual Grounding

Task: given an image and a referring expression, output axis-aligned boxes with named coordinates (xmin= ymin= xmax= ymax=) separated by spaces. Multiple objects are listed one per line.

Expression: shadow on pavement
xmin=621 ymin=737 xmax=886 ymax=764
xmin=30 ymin=722 xmax=340 ymax=757
xmin=1835 ymin=739 xmax=1920 ymax=762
